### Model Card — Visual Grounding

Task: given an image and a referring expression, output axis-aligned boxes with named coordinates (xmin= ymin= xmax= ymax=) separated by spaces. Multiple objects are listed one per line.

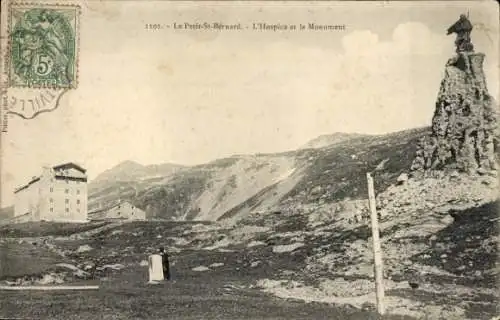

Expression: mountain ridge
xmin=88 ymin=127 xmax=431 ymax=221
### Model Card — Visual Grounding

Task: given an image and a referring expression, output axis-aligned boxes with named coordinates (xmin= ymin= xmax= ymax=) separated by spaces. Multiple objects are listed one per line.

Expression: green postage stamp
xmin=9 ymin=4 xmax=80 ymax=88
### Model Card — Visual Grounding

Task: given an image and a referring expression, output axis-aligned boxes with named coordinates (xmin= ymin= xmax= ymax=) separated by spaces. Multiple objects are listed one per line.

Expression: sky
xmin=1 ymin=1 xmax=499 ymax=207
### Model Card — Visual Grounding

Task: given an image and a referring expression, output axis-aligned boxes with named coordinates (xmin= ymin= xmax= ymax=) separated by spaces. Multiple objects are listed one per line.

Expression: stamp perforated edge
xmin=7 ymin=2 xmax=81 ymax=89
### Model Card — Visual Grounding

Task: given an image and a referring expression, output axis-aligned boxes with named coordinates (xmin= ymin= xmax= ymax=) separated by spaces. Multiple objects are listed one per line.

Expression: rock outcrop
xmin=411 ymin=51 xmax=499 ymax=174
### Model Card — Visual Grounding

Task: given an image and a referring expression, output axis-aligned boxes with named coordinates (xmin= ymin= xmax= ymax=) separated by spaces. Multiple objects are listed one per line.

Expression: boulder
xmin=192 ymin=266 xmax=210 ymax=272
xmin=76 ymin=244 xmax=93 ymax=253
xmin=396 ymin=173 xmax=409 ymax=185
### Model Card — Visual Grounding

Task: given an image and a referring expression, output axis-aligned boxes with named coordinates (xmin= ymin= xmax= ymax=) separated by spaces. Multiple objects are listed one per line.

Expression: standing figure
xmin=159 ymin=247 xmax=171 ymax=280
xmin=446 ymin=14 xmax=474 ymax=53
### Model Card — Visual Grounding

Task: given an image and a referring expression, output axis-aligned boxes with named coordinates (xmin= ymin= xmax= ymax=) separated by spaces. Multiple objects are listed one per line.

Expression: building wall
xmin=14 ymin=166 xmax=88 ymax=223
xmin=128 ymin=203 xmax=146 ymax=220
xmin=40 ymin=176 xmax=87 ymax=222
xmin=14 ymin=180 xmax=40 ymax=220
xmin=91 ymin=202 xmax=146 ymax=220
xmin=107 ymin=202 xmax=146 ymax=220
xmin=14 ymin=187 xmax=30 ymax=217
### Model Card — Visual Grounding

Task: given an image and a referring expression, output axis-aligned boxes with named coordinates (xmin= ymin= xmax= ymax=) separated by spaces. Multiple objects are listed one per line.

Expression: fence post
xmin=367 ymin=172 xmax=385 ymax=315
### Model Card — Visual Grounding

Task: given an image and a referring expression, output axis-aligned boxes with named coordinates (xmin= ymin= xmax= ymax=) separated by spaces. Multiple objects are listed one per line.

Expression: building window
xmin=50 ymin=187 xmax=53 ymax=192
xmin=77 ymin=190 xmax=80 ymax=195
xmin=77 ymin=208 xmax=80 ymax=213
xmin=50 ymin=198 xmax=53 ymax=202
xmin=65 ymin=189 xmax=69 ymax=193
xmin=65 ymin=208 xmax=69 ymax=212
xmin=66 ymin=180 xmax=69 ymax=184
xmin=76 ymin=199 xmax=80 ymax=204
xmin=50 ymin=208 xmax=53 ymax=212
xmin=65 ymin=199 xmax=69 ymax=203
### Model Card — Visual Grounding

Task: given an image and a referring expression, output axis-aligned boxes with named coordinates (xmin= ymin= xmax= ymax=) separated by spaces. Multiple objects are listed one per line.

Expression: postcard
xmin=0 ymin=1 xmax=498 ymax=319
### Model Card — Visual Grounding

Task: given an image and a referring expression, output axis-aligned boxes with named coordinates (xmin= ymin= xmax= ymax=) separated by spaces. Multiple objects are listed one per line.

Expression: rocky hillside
xmin=88 ymin=161 xmax=185 ymax=211
xmin=88 ymin=128 xmax=430 ymax=222
xmin=90 ymin=160 xmax=185 ymax=185
xmin=300 ymin=132 xmax=368 ymax=149
xmin=2 ymin=170 xmax=497 ymax=319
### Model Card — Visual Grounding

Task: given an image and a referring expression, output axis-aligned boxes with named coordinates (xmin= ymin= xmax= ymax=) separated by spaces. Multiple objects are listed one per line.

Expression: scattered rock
xmin=408 ymin=281 xmax=419 ymax=289
xmin=481 ymin=179 xmax=493 ymax=186
xmin=99 ymin=264 xmax=125 ymax=271
xmin=272 ymin=242 xmax=304 ymax=253
xmin=251 ymin=261 xmax=261 ymax=268
xmin=192 ymin=266 xmax=210 ymax=272
xmin=209 ymin=262 xmax=224 ymax=268
xmin=247 ymin=240 xmax=266 ymax=248
xmin=56 ymin=263 xmax=89 ymax=278
xmin=449 ymin=170 xmax=460 ymax=178
xmin=361 ymin=302 xmax=376 ymax=312
xmin=80 ymin=261 xmax=96 ymax=271
xmin=396 ymin=173 xmax=409 ymax=185
xmin=38 ymin=273 xmax=65 ymax=285
xmin=76 ymin=244 xmax=93 ymax=253
xmin=476 ymin=168 xmax=488 ymax=175
xmin=440 ymin=215 xmax=454 ymax=225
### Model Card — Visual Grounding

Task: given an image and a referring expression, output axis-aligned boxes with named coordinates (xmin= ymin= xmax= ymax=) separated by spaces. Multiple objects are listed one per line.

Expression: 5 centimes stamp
xmin=9 ymin=6 xmax=78 ymax=88
xmin=0 ymin=1 xmax=80 ymax=122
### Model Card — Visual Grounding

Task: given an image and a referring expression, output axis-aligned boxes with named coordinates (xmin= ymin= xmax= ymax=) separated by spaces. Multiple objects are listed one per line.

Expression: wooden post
xmin=367 ymin=172 xmax=385 ymax=315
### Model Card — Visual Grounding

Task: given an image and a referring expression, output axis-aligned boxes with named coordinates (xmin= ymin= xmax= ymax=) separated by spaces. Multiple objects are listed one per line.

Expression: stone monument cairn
xmin=411 ymin=14 xmax=499 ymax=175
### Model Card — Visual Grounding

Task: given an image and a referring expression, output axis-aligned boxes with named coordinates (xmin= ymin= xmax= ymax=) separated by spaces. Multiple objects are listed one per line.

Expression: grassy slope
xmin=0 ymin=221 xmax=109 ymax=238
xmin=0 ymin=220 xmax=414 ymax=320
xmin=0 ymin=242 xmax=64 ymax=279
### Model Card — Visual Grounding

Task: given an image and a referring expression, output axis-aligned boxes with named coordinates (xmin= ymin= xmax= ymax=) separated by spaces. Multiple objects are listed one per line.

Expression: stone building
xmin=89 ymin=201 xmax=146 ymax=221
xmin=14 ymin=163 xmax=88 ymax=222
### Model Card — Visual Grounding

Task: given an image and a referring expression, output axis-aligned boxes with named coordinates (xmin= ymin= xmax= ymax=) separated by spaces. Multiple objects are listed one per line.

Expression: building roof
xmin=14 ymin=176 xmax=40 ymax=194
xmin=53 ymin=162 xmax=87 ymax=173
xmin=14 ymin=162 xmax=87 ymax=194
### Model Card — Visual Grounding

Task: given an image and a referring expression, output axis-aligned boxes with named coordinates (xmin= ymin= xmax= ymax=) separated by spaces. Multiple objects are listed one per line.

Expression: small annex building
xmin=89 ymin=201 xmax=146 ymax=221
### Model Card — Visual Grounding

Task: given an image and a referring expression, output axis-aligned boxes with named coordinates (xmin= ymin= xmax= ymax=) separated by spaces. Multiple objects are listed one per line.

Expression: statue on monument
xmin=447 ymin=13 xmax=474 ymax=53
